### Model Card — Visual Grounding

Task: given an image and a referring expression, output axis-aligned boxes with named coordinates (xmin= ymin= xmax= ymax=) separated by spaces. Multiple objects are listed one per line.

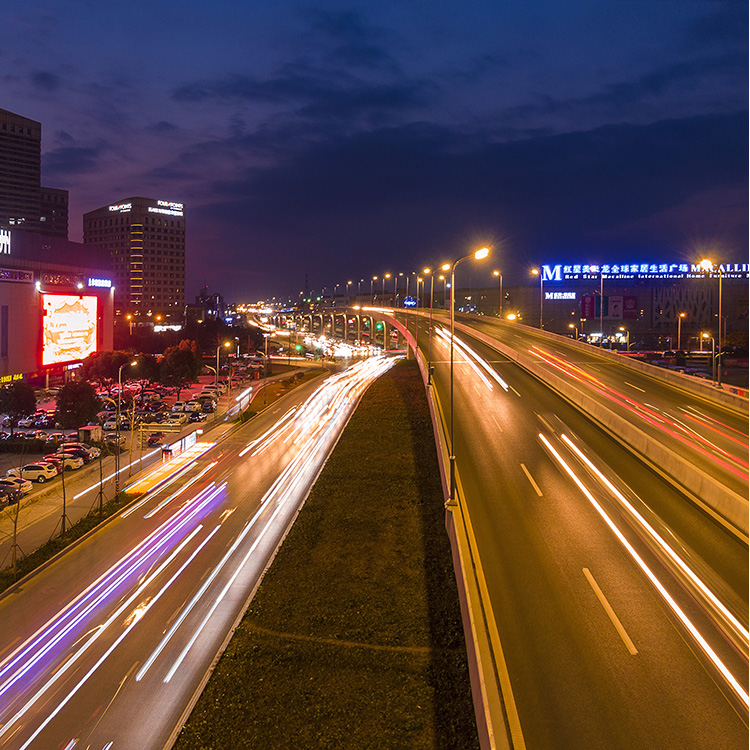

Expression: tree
xmin=79 ymin=350 xmax=133 ymax=395
xmin=55 ymin=381 xmax=102 ymax=429
xmin=160 ymin=340 xmax=203 ymax=399
xmin=136 ymin=353 xmax=161 ymax=385
xmin=0 ymin=382 xmax=36 ymax=435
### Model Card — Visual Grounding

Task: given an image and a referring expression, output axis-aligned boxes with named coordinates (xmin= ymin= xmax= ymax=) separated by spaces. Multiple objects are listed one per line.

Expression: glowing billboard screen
xmin=42 ymin=295 xmax=98 ymax=366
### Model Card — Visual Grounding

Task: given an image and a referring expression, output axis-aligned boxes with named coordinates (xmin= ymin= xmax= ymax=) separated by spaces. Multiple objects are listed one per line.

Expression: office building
xmin=83 ymin=196 xmax=186 ymax=321
xmin=0 ymin=108 xmax=69 ymax=238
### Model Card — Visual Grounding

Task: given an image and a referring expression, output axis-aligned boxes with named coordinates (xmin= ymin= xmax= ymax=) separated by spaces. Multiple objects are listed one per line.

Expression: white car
xmin=165 ymin=413 xmax=187 ymax=425
xmin=44 ymin=454 xmax=84 ymax=471
xmin=184 ymin=401 xmax=202 ymax=412
xmin=9 ymin=462 xmax=59 ymax=483
xmin=171 ymin=401 xmax=186 ymax=412
xmin=0 ymin=477 xmax=33 ymax=495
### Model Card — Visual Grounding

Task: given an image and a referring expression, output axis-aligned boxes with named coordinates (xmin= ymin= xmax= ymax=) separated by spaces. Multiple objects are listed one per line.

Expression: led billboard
xmin=42 ymin=295 xmax=98 ymax=366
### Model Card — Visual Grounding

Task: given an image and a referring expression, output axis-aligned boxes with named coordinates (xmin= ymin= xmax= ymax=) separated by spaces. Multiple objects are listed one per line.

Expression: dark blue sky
xmin=2 ymin=1 xmax=746 ymax=301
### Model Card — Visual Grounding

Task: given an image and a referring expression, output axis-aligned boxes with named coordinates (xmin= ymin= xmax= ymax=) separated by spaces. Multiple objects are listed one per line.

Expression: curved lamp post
xmin=531 ymin=267 xmax=543 ymax=328
xmin=448 ymin=247 xmax=490 ymax=505
xmin=115 ymin=359 xmax=137 ymax=494
xmin=493 ymin=269 xmax=503 ymax=318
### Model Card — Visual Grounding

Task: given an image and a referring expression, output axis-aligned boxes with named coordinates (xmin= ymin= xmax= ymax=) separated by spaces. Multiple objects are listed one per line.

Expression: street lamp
xmin=493 ymin=270 xmax=503 ymax=318
xmin=618 ymin=326 xmax=630 ymax=350
xmin=700 ymin=259 xmax=722 ymax=386
xmin=569 ymin=323 xmax=578 ymax=340
xmin=382 ymin=273 xmax=391 ymax=305
xmin=448 ymin=247 xmax=490 ymax=506
xmin=371 ymin=276 xmax=377 ymax=301
xmin=531 ymin=268 xmax=543 ymax=328
xmin=115 ymin=359 xmax=137 ymax=494
xmin=677 ymin=312 xmax=686 ymax=351
xmin=333 ymin=283 xmax=340 ymax=306
xmin=216 ymin=340 xmax=231 ymax=394
xmin=346 ymin=280 xmax=352 ymax=303
xmin=439 ymin=274 xmax=446 ymax=307
xmin=702 ymin=333 xmax=716 ymax=384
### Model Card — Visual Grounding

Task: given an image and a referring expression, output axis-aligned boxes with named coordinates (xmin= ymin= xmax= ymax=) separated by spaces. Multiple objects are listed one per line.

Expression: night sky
xmin=2 ymin=2 xmax=747 ymax=301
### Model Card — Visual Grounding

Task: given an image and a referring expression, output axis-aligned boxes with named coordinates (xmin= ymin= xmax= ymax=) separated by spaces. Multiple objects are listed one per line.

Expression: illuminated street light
xmin=702 ymin=332 xmax=716 ymax=384
xmin=115 ymin=359 xmax=137 ymax=494
xmin=700 ymin=259 xmax=723 ymax=387
xmin=618 ymin=326 xmax=629 ymax=350
xmin=569 ymin=322 xmax=578 ymax=339
xmin=448 ymin=247 xmax=490 ymax=506
xmin=531 ymin=268 xmax=543 ymax=328
xmin=677 ymin=312 xmax=686 ymax=351
xmin=371 ymin=276 xmax=377 ymax=302
xmin=493 ymin=269 xmax=503 ymax=318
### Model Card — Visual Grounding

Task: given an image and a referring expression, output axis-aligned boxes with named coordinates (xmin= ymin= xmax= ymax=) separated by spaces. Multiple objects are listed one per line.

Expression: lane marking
xmin=583 ymin=567 xmax=638 ymax=655
xmin=491 ymin=415 xmax=503 ymax=432
xmin=536 ymin=413 xmax=555 ymax=434
xmin=509 ymin=385 xmax=521 ymax=398
xmin=520 ymin=463 xmax=543 ymax=496
xmin=624 ymin=381 xmax=646 ymax=393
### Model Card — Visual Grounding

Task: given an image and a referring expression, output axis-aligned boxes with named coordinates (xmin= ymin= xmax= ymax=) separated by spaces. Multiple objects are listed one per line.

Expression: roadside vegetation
xmin=175 ymin=359 xmax=479 ymax=750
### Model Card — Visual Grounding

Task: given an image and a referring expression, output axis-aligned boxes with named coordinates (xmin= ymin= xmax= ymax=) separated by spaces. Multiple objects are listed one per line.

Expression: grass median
xmin=175 ymin=358 xmax=480 ymax=749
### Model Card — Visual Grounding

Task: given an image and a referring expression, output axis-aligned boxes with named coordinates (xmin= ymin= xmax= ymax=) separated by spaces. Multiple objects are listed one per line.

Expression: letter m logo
xmin=542 ymin=265 xmax=562 ymax=282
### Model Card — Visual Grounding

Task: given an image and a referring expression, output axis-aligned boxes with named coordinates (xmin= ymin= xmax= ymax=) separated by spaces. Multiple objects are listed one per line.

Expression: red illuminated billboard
xmin=42 ymin=294 xmax=98 ymax=366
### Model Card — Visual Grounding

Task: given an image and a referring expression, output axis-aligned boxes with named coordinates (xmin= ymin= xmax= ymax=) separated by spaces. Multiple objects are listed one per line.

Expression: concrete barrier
xmin=454 ymin=320 xmax=749 ymax=537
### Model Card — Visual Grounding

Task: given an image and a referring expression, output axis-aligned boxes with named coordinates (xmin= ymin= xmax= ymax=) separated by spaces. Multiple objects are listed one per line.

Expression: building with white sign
xmin=0 ymin=228 xmax=114 ymax=386
xmin=83 ymin=196 xmax=186 ymax=321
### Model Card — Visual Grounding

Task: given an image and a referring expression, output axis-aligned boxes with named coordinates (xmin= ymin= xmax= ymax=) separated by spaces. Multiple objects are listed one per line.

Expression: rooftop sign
xmin=542 ymin=262 xmax=748 ymax=282
xmin=0 ymin=229 xmax=9 ymax=255
xmin=109 ymin=203 xmax=131 ymax=213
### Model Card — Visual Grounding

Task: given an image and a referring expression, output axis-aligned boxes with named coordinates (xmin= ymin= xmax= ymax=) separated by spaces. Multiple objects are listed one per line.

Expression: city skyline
xmin=1 ymin=1 xmax=746 ymax=301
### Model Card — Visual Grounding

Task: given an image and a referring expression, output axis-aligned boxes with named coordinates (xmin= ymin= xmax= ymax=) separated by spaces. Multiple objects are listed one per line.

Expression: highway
xmin=403 ymin=310 xmax=748 ymax=749
xmin=0 ymin=357 xmax=395 ymax=749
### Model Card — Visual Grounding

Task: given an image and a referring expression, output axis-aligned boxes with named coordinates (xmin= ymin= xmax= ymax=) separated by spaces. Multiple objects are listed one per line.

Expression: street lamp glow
xmin=475 ymin=247 xmax=490 ymax=260
xmin=506 ymin=313 xmax=517 ymax=321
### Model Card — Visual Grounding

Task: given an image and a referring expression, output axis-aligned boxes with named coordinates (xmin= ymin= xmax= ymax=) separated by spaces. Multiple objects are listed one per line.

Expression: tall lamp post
xmin=115 ymin=359 xmax=137 ymax=494
xmin=493 ymin=269 xmax=503 ymax=318
xmin=440 ymin=274 xmax=447 ymax=308
xmin=382 ymin=273 xmax=390 ymax=305
xmin=700 ymin=259 xmax=722 ymax=387
xmin=569 ymin=323 xmax=578 ymax=339
xmin=531 ymin=268 xmax=543 ymax=328
xmin=702 ymin=333 xmax=716 ymax=384
xmin=448 ymin=247 xmax=490 ymax=505
xmin=425 ymin=264 xmax=450 ymax=385
xmin=371 ymin=276 xmax=377 ymax=302
xmin=216 ymin=340 xmax=230 ymax=393
xmin=677 ymin=312 xmax=686 ymax=351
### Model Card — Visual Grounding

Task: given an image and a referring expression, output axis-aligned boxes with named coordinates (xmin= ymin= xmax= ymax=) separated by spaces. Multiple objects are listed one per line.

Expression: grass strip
xmin=175 ymin=359 xmax=480 ymax=749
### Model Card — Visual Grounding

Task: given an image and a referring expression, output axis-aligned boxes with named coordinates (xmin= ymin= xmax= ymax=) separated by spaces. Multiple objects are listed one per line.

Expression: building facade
xmin=0 ymin=228 xmax=114 ymax=386
xmin=0 ymin=108 xmax=69 ymax=239
xmin=82 ymin=196 xmax=186 ymax=322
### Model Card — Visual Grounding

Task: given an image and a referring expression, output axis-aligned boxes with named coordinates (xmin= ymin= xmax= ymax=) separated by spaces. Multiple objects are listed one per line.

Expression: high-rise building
xmin=0 ymin=108 xmax=69 ymax=238
xmin=83 ymin=196 xmax=186 ymax=320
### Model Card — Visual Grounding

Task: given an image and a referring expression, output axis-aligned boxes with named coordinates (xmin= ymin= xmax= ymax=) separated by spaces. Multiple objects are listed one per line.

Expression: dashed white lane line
xmin=520 ymin=463 xmax=543 ymax=496
xmin=583 ymin=567 xmax=638 ymax=655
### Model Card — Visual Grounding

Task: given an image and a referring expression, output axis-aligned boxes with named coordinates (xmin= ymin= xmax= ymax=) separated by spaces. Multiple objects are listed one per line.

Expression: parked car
xmin=17 ymin=415 xmax=36 ymax=428
xmin=7 ymin=462 xmax=59 ymax=483
xmin=189 ymin=411 xmax=207 ymax=423
xmin=0 ymin=477 xmax=33 ymax=495
xmin=147 ymin=432 xmax=165 ymax=446
xmin=45 ymin=432 xmax=67 ymax=445
xmin=164 ymin=413 xmax=187 ymax=425
xmin=184 ymin=401 xmax=202 ymax=413
xmin=171 ymin=401 xmax=186 ymax=413
xmin=57 ymin=446 xmax=93 ymax=463
xmin=201 ymin=400 xmax=216 ymax=413
xmin=103 ymin=433 xmax=127 ymax=447
xmin=44 ymin=453 xmax=84 ymax=471
xmin=0 ymin=485 xmax=22 ymax=506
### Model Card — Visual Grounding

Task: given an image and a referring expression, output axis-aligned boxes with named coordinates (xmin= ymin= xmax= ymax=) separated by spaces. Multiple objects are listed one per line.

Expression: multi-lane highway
xmin=0 ymin=357 xmax=395 ymax=749
xmin=400 ymin=310 xmax=748 ymax=749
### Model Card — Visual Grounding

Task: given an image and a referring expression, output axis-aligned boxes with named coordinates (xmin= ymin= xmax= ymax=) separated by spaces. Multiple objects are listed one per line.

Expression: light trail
xmin=560 ymin=432 xmax=748 ymax=654
xmin=530 ymin=346 xmax=748 ymax=481
xmin=540 ymin=432 xmax=749 ymax=709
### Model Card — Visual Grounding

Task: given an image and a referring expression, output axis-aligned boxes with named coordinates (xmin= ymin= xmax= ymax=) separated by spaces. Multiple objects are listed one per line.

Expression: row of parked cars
xmin=0 ymin=442 xmax=100 ymax=508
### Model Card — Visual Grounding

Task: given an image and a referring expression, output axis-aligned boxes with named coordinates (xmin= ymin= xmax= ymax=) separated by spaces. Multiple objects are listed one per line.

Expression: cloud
xmin=30 ymin=69 xmax=61 ymax=92
xmin=43 ymin=141 xmax=107 ymax=177
xmin=184 ymin=110 xmax=747 ymax=298
xmin=147 ymin=120 xmax=179 ymax=133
